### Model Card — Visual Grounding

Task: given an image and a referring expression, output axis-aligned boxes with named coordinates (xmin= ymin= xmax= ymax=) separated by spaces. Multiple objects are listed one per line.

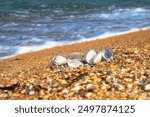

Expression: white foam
xmin=0 ymin=27 xmax=150 ymax=60
xmin=70 ymin=27 xmax=150 ymax=44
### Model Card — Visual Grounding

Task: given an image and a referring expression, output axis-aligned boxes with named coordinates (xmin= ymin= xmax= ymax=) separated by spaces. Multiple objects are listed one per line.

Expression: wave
xmin=1 ymin=27 xmax=149 ymax=59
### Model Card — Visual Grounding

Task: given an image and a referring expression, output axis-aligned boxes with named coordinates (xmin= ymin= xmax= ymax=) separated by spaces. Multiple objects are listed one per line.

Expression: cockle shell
xmin=67 ymin=60 xmax=83 ymax=68
xmin=52 ymin=55 xmax=67 ymax=65
xmin=93 ymin=52 xmax=102 ymax=64
xmin=67 ymin=52 xmax=84 ymax=61
xmin=86 ymin=50 xmax=97 ymax=64
xmin=101 ymin=48 xmax=112 ymax=60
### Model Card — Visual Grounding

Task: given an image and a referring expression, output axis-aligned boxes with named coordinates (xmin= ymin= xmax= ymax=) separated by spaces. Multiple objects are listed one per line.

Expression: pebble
xmin=144 ymin=84 xmax=150 ymax=91
xmin=29 ymin=91 xmax=35 ymax=96
xmin=85 ymin=92 xmax=93 ymax=98
xmin=62 ymin=89 xmax=68 ymax=94
xmin=61 ymin=80 xmax=68 ymax=86
xmin=127 ymin=84 xmax=133 ymax=89
xmin=71 ymin=86 xmax=81 ymax=93
xmin=86 ymin=84 xmax=95 ymax=90
xmin=116 ymin=84 xmax=125 ymax=91
xmin=51 ymin=83 xmax=58 ymax=88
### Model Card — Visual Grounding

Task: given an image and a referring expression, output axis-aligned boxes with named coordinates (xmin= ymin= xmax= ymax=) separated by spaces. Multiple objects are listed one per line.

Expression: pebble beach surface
xmin=0 ymin=29 xmax=150 ymax=100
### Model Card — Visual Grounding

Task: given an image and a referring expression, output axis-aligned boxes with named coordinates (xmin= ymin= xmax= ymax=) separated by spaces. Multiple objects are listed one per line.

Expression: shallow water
xmin=0 ymin=0 xmax=150 ymax=58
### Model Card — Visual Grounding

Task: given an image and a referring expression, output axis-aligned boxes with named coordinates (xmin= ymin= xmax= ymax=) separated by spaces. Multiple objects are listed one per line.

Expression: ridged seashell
xmin=67 ymin=52 xmax=84 ymax=61
xmin=93 ymin=52 xmax=102 ymax=64
xmin=52 ymin=55 xmax=66 ymax=65
xmin=67 ymin=60 xmax=83 ymax=68
xmin=101 ymin=48 xmax=112 ymax=60
xmin=86 ymin=50 xmax=97 ymax=64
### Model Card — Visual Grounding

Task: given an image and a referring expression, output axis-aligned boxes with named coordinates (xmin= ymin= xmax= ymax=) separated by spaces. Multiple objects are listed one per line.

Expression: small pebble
xmin=29 ymin=91 xmax=35 ymax=96
xmin=86 ymin=84 xmax=95 ymax=90
xmin=116 ymin=84 xmax=125 ymax=91
xmin=127 ymin=84 xmax=133 ymax=89
xmin=144 ymin=84 xmax=150 ymax=91
xmin=61 ymin=80 xmax=68 ymax=86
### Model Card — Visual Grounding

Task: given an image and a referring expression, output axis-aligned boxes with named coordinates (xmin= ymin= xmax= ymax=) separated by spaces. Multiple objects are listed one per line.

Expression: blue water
xmin=0 ymin=0 xmax=150 ymax=58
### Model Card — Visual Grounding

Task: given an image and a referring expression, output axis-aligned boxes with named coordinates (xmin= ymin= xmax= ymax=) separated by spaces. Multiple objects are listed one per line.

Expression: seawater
xmin=0 ymin=0 xmax=150 ymax=58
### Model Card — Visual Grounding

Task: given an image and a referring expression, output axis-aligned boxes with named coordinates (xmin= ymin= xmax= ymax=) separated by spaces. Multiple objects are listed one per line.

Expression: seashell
xmin=86 ymin=50 xmax=97 ymax=64
xmin=67 ymin=60 xmax=83 ymax=68
xmin=101 ymin=48 xmax=113 ymax=60
xmin=67 ymin=52 xmax=84 ymax=61
xmin=52 ymin=55 xmax=66 ymax=65
xmin=93 ymin=52 xmax=102 ymax=64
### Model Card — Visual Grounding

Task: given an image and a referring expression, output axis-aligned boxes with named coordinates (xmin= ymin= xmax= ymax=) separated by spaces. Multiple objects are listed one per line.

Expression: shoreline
xmin=0 ymin=28 xmax=150 ymax=100
xmin=1 ymin=27 xmax=150 ymax=60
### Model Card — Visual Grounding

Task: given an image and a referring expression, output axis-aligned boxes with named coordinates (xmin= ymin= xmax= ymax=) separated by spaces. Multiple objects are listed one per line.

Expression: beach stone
xmin=144 ymin=84 xmax=150 ymax=91
xmin=86 ymin=84 xmax=95 ymax=90
xmin=124 ymin=78 xmax=133 ymax=83
xmin=85 ymin=92 xmax=93 ymax=98
xmin=29 ymin=91 xmax=35 ymax=96
xmin=0 ymin=84 xmax=4 ymax=88
xmin=61 ymin=80 xmax=68 ymax=86
xmin=127 ymin=84 xmax=133 ymax=89
xmin=62 ymin=89 xmax=68 ymax=94
xmin=116 ymin=84 xmax=125 ymax=91
xmin=51 ymin=83 xmax=58 ymax=88
xmin=71 ymin=86 xmax=81 ymax=93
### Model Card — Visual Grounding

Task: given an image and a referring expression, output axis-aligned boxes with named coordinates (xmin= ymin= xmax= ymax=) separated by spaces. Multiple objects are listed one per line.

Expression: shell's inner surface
xmin=93 ymin=52 xmax=102 ymax=64
xmin=86 ymin=50 xmax=97 ymax=64
xmin=67 ymin=60 xmax=83 ymax=68
xmin=67 ymin=52 xmax=84 ymax=61
xmin=52 ymin=55 xmax=67 ymax=65
xmin=101 ymin=48 xmax=113 ymax=60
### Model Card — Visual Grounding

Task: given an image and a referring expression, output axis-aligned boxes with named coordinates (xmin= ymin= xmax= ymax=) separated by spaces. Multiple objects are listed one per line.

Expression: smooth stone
xmin=116 ymin=84 xmax=125 ymax=91
xmin=127 ymin=84 xmax=133 ymax=89
xmin=29 ymin=91 xmax=35 ymax=96
xmin=62 ymin=89 xmax=69 ymax=94
xmin=144 ymin=84 xmax=150 ymax=91
xmin=61 ymin=80 xmax=68 ymax=86
xmin=85 ymin=92 xmax=93 ymax=98
xmin=71 ymin=86 xmax=81 ymax=93
xmin=86 ymin=84 xmax=95 ymax=90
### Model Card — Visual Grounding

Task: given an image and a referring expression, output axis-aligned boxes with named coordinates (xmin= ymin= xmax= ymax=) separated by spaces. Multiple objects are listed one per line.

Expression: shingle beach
xmin=0 ymin=29 xmax=150 ymax=100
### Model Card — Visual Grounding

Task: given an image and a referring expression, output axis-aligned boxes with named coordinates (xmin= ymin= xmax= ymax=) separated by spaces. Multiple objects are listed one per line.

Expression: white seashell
xmin=67 ymin=52 xmax=84 ymax=61
xmin=93 ymin=52 xmax=102 ymax=64
xmin=67 ymin=60 xmax=83 ymax=68
xmin=52 ymin=55 xmax=66 ymax=65
xmin=101 ymin=48 xmax=113 ymax=60
xmin=86 ymin=50 xmax=97 ymax=64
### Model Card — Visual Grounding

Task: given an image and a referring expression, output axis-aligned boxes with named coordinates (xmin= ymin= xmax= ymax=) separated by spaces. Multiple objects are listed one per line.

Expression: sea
xmin=0 ymin=0 xmax=150 ymax=58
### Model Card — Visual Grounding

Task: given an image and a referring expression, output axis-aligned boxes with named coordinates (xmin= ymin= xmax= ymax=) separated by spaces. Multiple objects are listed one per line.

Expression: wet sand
xmin=0 ymin=29 xmax=150 ymax=100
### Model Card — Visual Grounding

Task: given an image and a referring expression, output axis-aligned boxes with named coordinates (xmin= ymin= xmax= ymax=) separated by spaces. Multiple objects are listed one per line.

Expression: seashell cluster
xmin=51 ymin=48 xmax=112 ymax=68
